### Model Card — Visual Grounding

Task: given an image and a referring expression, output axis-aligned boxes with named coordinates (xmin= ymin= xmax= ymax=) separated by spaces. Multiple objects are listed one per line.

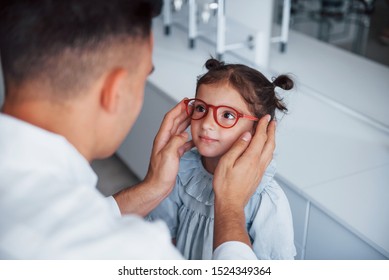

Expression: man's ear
xmin=100 ymin=68 xmax=127 ymax=113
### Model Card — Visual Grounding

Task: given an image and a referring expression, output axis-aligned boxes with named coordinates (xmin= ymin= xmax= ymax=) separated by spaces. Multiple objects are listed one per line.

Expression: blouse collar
xmin=177 ymin=149 xmax=277 ymax=205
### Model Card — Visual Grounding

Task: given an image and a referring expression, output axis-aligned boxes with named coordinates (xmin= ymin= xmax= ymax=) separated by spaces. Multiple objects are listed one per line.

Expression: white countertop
xmin=149 ymin=17 xmax=389 ymax=257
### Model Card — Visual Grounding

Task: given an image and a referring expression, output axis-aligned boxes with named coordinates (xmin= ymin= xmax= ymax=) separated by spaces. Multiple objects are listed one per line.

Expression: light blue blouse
xmin=147 ymin=149 xmax=296 ymax=260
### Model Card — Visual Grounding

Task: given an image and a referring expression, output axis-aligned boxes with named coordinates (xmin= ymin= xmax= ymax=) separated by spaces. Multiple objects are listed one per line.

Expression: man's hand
xmin=213 ymin=115 xmax=276 ymax=249
xmin=144 ymin=99 xmax=194 ymax=199
xmin=113 ymin=99 xmax=193 ymax=216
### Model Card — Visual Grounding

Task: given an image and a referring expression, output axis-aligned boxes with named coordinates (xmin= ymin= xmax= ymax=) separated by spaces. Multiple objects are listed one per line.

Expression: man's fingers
xmin=158 ymin=100 xmax=187 ymax=133
xmin=243 ymin=118 xmax=275 ymax=180
xmin=162 ymin=131 xmax=190 ymax=157
xmin=176 ymin=117 xmax=191 ymax=135
xmin=178 ymin=140 xmax=194 ymax=157
xmin=219 ymin=131 xmax=252 ymax=167
xmin=153 ymin=99 xmax=188 ymax=153
xmin=244 ymin=115 xmax=271 ymax=157
xmin=258 ymin=120 xmax=276 ymax=166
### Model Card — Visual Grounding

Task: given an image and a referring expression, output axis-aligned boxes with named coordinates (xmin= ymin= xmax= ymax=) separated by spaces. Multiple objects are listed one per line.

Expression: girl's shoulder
xmin=251 ymin=159 xmax=277 ymax=197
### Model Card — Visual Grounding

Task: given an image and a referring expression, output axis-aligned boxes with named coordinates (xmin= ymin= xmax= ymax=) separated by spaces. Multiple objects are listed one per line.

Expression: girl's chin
xmin=196 ymin=146 xmax=224 ymax=158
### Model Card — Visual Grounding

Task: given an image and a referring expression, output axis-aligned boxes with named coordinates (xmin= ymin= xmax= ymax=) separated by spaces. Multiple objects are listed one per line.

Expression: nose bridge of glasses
xmin=203 ymin=105 xmax=218 ymax=124
xmin=197 ymin=103 xmax=219 ymax=127
xmin=207 ymin=104 xmax=218 ymax=115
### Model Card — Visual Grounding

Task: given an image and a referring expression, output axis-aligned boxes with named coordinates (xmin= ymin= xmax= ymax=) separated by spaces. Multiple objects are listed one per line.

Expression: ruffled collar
xmin=177 ymin=149 xmax=277 ymax=206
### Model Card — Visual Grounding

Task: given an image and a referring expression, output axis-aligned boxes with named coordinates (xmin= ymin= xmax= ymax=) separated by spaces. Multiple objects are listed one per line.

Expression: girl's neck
xmin=201 ymin=156 xmax=220 ymax=174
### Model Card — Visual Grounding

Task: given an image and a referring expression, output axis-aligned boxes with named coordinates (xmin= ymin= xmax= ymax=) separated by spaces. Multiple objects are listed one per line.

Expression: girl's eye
xmin=195 ymin=104 xmax=206 ymax=112
xmin=222 ymin=111 xmax=237 ymax=120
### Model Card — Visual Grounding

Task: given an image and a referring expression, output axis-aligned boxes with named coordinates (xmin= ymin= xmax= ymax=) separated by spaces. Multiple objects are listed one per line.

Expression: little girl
xmin=147 ymin=58 xmax=296 ymax=260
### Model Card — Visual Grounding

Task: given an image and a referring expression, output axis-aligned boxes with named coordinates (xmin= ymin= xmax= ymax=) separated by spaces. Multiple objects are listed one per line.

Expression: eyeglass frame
xmin=184 ymin=98 xmax=259 ymax=129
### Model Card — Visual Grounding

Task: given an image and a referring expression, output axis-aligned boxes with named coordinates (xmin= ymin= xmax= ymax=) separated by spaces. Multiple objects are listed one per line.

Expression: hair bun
xmin=205 ymin=58 xmax=224 ymax=70
xmin=272 ymin=75 xmax=294 ymax=90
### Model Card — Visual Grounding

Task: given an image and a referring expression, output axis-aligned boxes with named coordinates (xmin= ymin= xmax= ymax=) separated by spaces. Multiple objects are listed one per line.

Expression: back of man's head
xmin=0 ymin=0 xmax=162 ymax=101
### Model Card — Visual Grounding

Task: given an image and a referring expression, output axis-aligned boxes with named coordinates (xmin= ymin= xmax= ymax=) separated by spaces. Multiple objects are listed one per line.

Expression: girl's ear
xmin=100 ymin=68 xmax=127 ymax=113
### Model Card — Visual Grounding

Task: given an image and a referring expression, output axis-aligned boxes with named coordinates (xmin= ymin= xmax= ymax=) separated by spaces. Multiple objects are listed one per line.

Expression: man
xmin=0 ymin=0 xmax=275 ymax=259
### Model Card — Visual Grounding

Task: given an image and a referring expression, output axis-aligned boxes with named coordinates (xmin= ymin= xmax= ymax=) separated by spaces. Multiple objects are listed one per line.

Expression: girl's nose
xmin=200 ymin=108 xmax=217 ymax=130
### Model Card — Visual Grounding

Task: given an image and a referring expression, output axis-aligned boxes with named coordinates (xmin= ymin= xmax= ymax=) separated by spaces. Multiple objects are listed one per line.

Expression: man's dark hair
xmin=0 ymin=0 xmax=162 ymax=98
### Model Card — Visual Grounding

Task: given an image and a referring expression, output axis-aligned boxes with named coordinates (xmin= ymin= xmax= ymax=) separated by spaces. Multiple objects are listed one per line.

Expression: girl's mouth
xmin=199 ymin=136 xmax=218 ymax=143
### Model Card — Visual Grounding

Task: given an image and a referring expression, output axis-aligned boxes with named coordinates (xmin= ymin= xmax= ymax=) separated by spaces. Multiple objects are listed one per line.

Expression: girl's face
xmin=191 ymin=83 xmax=255 ymax=160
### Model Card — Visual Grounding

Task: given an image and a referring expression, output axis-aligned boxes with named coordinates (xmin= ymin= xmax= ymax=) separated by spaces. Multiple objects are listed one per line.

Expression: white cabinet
xmin=279 ymin=180 xmax=388 ymax=260
xmin=278 ymin=177 xmax=308 ymax=260
xmin=305 ymin=205 xmax=386 ymax=260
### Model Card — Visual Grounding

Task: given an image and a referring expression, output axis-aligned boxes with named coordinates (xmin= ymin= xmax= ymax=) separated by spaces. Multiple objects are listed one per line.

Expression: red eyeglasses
xmin=184 ymin=98 xmax=258 ymax=129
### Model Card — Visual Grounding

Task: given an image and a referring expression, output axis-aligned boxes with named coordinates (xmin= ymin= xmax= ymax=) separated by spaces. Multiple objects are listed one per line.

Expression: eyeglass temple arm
xmin=241 ymin=114 xmax=259 ymax=121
